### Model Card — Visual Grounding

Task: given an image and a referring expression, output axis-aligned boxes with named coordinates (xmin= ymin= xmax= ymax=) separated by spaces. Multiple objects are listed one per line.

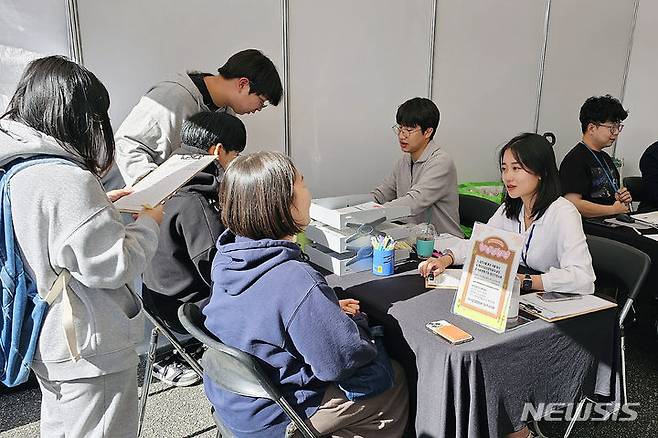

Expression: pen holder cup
xmin=372 ymin=248 xmax=395 ymax=276
xmin=507 ymin=278 xmax=521 ymax=320
xmin=415 ymin=238 xmax=435 ymax=259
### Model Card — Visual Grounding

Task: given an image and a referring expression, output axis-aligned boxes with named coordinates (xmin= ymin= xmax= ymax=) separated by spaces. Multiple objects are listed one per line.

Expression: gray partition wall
xmin=432 ymin=0 xmax=547 ymax=182
xmin=614 ymin=0 xmax=657 ymax=179
xmin=76 ymin=0 xmax=285 ymax=154
xmin=0 ymin=0 xmax=70 ymax=110
xmin=287 ymin=0 xmax=433 ymax=197
xmin=536 ymin=0 xmax=637 ymax=163
xmin=61 ymin=0 xmax=644 ymax=195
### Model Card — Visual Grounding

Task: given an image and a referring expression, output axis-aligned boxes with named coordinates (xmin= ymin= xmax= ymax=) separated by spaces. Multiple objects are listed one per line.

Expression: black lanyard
xmin=581 ymin=142 xmax=619 ymax=194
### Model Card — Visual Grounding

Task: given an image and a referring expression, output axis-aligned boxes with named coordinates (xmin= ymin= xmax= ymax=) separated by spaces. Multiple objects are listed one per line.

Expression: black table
xmin=327 ymin=266 xmax=619 ymax=438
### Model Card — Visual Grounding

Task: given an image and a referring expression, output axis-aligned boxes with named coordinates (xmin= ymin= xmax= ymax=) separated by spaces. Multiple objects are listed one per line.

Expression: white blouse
xmin=451 ymin=196 xmax=595 ymax=294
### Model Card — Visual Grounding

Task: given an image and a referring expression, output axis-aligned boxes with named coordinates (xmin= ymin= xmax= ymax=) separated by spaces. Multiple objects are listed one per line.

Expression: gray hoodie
xmin=0 ymin=119 xmax=160 ymax=381
xmin=114 ymin=72 xmax=232 ymax=186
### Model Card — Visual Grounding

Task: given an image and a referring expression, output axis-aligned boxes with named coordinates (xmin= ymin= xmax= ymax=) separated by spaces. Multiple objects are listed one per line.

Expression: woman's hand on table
xmin=419 ymin=256 xmax=450 ymax=277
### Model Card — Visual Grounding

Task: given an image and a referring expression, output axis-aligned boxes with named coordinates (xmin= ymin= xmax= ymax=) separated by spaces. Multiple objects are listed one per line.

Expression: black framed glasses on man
xmin=594 ymin=123 xmax=624 ymax=135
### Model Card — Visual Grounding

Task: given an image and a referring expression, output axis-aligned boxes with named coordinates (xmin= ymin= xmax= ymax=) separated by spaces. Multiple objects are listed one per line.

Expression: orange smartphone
xmin=425 ymin=320 xmax=473 ymax=344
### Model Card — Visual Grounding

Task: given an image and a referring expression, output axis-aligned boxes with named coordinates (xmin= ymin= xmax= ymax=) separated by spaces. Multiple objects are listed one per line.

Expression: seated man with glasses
xmin=372 ymin=97 xmax=463 ymax=237
xmin=105 ymin=49 xmax=282 ymax=188
xmin=559 ymin=94 xmax=631 ymax=217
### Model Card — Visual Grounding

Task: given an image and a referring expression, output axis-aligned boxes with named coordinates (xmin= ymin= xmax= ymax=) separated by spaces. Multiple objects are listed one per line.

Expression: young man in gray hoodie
xmin=109 ymin=49 xmax=282 ymax=187
xmin=372 ymin=97 xmax=463 ymax=237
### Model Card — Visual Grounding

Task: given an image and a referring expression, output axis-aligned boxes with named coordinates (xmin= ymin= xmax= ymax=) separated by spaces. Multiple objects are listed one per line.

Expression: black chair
xmin=178 ymin=303 xmax=317 ymax=438
xmin=131 ymin=292 xmax=204 ymax=437
xmin=458 ymin=193 xmax=500 ymax=228
xmin=561 ymin=235 xmax=650 ymax=438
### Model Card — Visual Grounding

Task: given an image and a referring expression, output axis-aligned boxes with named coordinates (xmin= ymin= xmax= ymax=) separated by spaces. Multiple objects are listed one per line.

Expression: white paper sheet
xmin=426 ymin=268 xmax=462 ymax=289
xmin=113 ymin=154 xmax=216 ymax=213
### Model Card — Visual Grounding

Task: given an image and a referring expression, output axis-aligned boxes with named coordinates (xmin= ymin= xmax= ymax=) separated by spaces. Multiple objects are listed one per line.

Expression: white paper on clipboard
xmin=113 ymin=154 xmax=216 ymax=213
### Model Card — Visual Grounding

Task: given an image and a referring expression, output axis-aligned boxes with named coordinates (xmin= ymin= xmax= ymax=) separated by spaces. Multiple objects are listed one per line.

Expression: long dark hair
xmin=499 ymin=133 xmax=561 ymax=221
xmin=2 ymin=56 xmax=115 ymax=177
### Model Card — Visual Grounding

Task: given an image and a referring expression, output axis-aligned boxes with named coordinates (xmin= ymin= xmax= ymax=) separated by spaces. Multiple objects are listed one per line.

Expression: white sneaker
xmin=152 ymin=353 xmax=200 ymax=387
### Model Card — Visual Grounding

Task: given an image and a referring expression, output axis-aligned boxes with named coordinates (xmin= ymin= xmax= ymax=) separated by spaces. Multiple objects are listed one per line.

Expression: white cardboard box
xmin=306 ymin=242 xmax=410 ymax=276
xmin=305 ymin=220 xmax=410 ymax=254
xmin=310 ymin=194 xmax=410 ymax=230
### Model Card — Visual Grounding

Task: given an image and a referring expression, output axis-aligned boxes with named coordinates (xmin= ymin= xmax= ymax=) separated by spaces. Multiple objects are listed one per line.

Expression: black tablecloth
xmin=327 ymin=266 xmax=619 ymax=438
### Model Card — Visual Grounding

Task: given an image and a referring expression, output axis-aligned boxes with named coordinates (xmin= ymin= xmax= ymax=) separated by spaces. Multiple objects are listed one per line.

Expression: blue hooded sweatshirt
xmin=203 ymin=230 xmax=378 ymax=437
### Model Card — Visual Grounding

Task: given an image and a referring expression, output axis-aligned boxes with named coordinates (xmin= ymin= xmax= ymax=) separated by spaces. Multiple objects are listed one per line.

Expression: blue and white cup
xmin=372 ymin=248 xmax=395 ymax=276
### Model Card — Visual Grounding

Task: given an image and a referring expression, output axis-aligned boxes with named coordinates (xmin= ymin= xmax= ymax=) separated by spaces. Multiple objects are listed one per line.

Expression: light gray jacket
xmin=114 ymin=72 xmax=231 ymax=186
xmin=372 ymin=141 xmax=463 ymax=237
xmin=0 ymin=120 xmax=160 ymax=381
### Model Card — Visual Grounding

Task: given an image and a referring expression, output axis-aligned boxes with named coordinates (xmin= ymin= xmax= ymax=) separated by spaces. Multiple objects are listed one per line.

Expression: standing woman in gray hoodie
xmin=0 ymin=56 xmax=163 ymax=437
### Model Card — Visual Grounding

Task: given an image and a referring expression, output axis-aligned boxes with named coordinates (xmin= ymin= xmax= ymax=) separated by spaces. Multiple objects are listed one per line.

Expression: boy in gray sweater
xmin=109 ymin=49 xmax=282 ymax=188
xmin=372 ymin=97 xmax=463 ymax=237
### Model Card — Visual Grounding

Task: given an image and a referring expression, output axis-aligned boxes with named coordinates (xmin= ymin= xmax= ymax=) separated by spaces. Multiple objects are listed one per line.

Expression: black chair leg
xmin=137 ymin=327 xmax=159 ymax=437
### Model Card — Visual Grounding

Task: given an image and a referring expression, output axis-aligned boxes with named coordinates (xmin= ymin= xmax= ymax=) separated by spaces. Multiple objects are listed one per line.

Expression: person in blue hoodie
xmin=203 ymin=151 xmax=409 ymax=437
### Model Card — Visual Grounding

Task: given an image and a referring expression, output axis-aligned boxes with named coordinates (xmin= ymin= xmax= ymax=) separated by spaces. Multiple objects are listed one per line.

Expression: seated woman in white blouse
xmin=420 ymin=132 xmax=595 ymax=295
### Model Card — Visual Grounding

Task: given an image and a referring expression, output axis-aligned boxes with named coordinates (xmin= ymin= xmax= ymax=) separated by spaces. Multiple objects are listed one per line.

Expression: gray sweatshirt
xmin=372 ymin=141 xmax=463 ymax=237
xmin=0 ymin=119 xmax=160 ymax=381
xmin=114 ymin=72 xmax=232 ymax=186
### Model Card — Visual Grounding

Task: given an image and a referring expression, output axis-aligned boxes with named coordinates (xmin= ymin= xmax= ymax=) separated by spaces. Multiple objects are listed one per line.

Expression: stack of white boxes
xmin=304 ymin=194 xmax=412 ymax=276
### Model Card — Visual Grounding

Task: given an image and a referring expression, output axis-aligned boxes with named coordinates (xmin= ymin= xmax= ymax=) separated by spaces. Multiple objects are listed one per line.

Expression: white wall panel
xmin=77 ymin=0 xmax=284 ymax=153
xmin=288 ymin=0 xmax=431 ymax=198
xmin=432 ymin=0 xmax=546 ymax=183
xmin=0 ymin=0 xmax=69 ymax=111
xmin=614 ymin=1 xmax=657 ymax=179
xmin=537 ymin=0 xmax=636 ymax=163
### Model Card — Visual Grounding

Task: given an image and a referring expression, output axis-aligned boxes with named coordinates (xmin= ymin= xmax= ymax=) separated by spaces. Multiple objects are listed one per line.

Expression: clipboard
xmin=113 ymin=154 xmax=216 ymax=213
xmin=519 ymin=292 xmax=617 ymax=322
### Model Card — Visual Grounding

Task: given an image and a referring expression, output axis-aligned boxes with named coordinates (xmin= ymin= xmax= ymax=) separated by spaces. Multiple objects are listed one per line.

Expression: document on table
xmin=113 ymin=154 xmax=216 ymax=213
xmin=603 ymin=217 xmax=651 ymax=230
xmin=633 ymin=211 xmax=658 ymax=226
xmin=426 ymin=269 xmax=462 ymax=290
xmin=519 ymin=293 xmax=616 ymax=322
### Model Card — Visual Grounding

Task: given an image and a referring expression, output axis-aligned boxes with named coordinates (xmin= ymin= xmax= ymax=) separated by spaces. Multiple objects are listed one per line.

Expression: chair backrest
xmin=586 ymin=235 xmax=650 ymax=325
xmin=623 ymin=176 xmax=646 ymax=201
xmin=177 ymin=304 xmax=317 ymax=438
xmin=458 ymin=194 xmax=500 ymax=228
xmin=178 ymin=303 xmax=276 ymax=399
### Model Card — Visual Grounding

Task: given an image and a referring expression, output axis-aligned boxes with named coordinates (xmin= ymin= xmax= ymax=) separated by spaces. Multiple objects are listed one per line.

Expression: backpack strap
xmin=4 ymin=156 xmax=83 ymax=362
xmin=42 ymin=269 xmax=80 ymax=361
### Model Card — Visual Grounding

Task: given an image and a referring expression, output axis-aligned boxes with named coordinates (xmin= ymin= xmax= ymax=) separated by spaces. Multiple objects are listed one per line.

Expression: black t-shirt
xmin=559 ymin=142 xmax=620 ymax=206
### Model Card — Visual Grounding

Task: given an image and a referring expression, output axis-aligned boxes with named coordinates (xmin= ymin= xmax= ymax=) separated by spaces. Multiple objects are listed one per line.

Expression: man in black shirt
xmin=559 ymin=94 xmax=631 ymax=217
